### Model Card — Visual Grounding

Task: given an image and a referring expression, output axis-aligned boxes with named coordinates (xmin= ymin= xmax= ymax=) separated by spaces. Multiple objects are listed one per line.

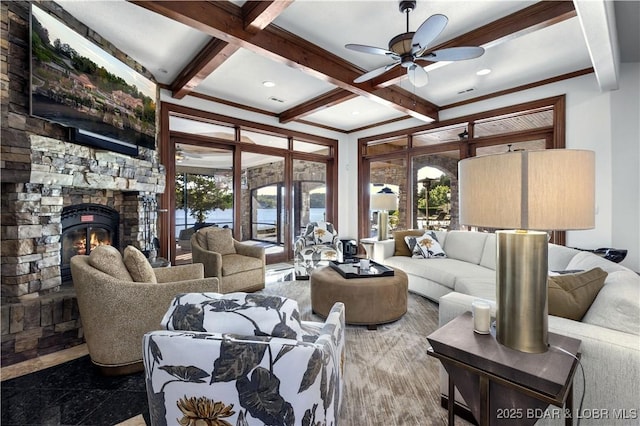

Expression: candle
xmin=472 ymin=300 xmax=491 ymax=334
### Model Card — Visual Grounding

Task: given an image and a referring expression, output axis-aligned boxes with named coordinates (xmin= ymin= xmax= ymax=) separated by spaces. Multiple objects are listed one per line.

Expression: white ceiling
xmin=54 ymin=0 xmax=634 ymax=133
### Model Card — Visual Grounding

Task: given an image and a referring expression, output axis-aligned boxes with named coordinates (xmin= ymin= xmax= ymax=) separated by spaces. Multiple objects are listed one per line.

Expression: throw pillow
xmin=161 ymin=292 xmax=307 ymax=341
xmin=123 ymin=245 xmax=157 ymax=283
xmin=88 ymin=245 xmax=133 ymax=281
xmin=404 ymin=230 xmax=438 ymax=254
xmin=548 ymin=267 xmax=607 ymax=321
xmin=205 ymin=228 xmax=236 ymax=255
xmin=393 ymin=229 xmax=424 ymax=256
xmin=410 ymin=232 xmax=447 ymax=259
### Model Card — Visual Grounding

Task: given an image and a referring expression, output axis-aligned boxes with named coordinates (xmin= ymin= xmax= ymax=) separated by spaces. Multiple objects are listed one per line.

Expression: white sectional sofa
xmin=372 ymin=230 xmax=640 ymax=425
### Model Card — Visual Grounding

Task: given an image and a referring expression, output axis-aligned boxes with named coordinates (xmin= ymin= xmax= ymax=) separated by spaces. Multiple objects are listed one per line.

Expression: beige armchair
xmin=70 ymin=245 xmax=219 ymax=375
xmin=191 ymin=226 xmax=266 ymax=293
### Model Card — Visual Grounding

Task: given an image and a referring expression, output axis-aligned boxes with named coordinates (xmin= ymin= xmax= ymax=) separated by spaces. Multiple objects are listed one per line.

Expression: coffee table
xmin=309 ymin=265 xmax=408 ymax=329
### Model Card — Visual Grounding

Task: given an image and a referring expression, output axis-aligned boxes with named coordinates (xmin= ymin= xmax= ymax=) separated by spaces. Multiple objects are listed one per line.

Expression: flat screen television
xmin=30 ymin=4 xmax=157 ymax=155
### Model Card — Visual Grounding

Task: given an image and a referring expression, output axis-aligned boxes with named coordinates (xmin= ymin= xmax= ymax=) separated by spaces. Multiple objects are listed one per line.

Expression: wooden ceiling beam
xmin=279 ymin=88 xmax=358 ymax=123
xmin=168 ymin=1 xmax=292 ymax=99
xmin=242 ymin=1 xmax=293 ymax=33
xmin=370 ymin=1 xmax=577 ymax=87
xmin=278 ymin=1 xmax=576 ymax=123
xmin=130 ymin=0 xmax=439 ymax=122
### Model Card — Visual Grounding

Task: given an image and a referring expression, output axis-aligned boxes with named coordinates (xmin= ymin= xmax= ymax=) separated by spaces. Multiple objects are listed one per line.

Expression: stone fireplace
xmin=1 ymin=1 xmax=166 ymax=366
xmin=1 ymin=135 xmax=165 ymax=365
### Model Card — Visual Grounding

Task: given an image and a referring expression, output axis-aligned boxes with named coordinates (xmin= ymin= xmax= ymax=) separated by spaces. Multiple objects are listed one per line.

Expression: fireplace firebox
xmin=61 ymin=204 xmax=120 ymax=282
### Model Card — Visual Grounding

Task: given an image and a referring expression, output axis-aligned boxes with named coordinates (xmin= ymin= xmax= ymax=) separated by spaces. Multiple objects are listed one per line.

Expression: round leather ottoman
xmin=310 ymin=266 xmax=408 ymax=329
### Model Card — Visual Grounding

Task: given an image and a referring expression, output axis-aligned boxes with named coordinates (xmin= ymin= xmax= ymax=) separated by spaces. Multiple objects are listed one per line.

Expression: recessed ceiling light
xmin=476 ymin=68 xmax=492 ymax=76
xmin=262 ymin=80 xmax=276 ymax=87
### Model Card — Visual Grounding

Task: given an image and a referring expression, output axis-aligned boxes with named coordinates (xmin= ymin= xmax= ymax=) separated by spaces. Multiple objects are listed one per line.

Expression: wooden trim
xmin=163 ymin=102 xmax=336 ymax=145
xmin=242 ymin=1 xmax=294 ymax=33
xmin=279 ymin=89 xmax=357 ymax=123
xmin=357 ymin=96 xmax=567 ymax=244
xmin=159 ymin=101 xmax=339 ymax=263
xmin=187 ymin=91 xmax=279 ymax=117
xmin=295 ymin=119 xmax=346 ymax=134
xmin=359 ymin=96 xmax=565 ymax=144
xmin=167 ymin=1 xmax=290 ymax=99
xmin=131 ymin=0 xmax=439 ymax=121
xmin=345 ymin=116 xmax=413 ymax=134
xmin=170 ymin=40 xmax=240 ymax=100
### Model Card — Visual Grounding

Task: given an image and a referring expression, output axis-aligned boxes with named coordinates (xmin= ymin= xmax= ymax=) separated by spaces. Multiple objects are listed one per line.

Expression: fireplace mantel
xmin=29 ymin=135 xmax=166 ymax=193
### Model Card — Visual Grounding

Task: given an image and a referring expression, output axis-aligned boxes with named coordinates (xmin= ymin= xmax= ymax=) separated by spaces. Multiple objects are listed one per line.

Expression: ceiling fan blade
xmin=407 ymin=64 xmax=429 ymax=87
xmin=425 ymin=46 xmax=485 ymax=61
xmin=354 ymin=62 xmax=400 ymax=83
xmin=345 ymin=43 xmax=398 ymax=58
xmin=412 ymin=14 xmax=448 ymax=55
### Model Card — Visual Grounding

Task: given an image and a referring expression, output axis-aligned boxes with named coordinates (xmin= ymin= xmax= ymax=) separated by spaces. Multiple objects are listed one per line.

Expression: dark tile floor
xmin=1 ymin=355 xmax=149 ymax=425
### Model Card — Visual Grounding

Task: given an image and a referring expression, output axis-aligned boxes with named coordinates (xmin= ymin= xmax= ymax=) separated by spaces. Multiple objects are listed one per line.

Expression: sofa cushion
xmin=443 ymin=231 xmax=489 ymax=264
xmin=454 ymin=277 xmax=497 ymax=301
xmin=566 ymin=251 xmax=628 ymax=274
xmin=88 ymin=245 xmax=132 ymax=281
xmin=582 ymin=270 xmax=640 ymax=335
xmin=205 ymin=228 xmax=236 ymax=255
xmin=123 ymin=245 xmax=157 ymax=283
xmin=161 ymin=292 xmax=306 ymax=340
xmin=548 ymin=268 xmax=607 ymax=321
xmin=221 ymin=254 xmax=264 ymax=276
xmin=194 ymin=227 xmax=209 ymax=250
xmin=479 ymin=233 xmax=497 ymax=270
xmin=410 ymin=232 xmax=446 ymax=258
xmin=548 ymin=244 xmax=581 ymax=271
xmin=393 ymin=229 xmax=424 ymax=256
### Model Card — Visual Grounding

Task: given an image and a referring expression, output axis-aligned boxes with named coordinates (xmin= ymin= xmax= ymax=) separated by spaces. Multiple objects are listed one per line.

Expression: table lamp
xmin=458 ymin=149 xmax=595 ymax=353
xmin=371 ymin=187 xmax=398 ymax=241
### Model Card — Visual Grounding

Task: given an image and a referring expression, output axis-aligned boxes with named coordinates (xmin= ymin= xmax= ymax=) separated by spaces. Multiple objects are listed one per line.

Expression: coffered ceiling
xmin=55 ymin=0 xmax=636 ymax=133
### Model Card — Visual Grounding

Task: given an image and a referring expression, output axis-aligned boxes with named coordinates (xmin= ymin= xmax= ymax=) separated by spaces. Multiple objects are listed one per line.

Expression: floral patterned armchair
xmin=294 ymin=221 xmax=343 ymax=279
xmin=143 ymin=292 xmax=345 ymax=426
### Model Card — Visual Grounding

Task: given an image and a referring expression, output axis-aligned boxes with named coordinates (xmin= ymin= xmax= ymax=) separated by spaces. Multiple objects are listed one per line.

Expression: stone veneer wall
xmin=1 ymin=1 xmax=165 ymax=365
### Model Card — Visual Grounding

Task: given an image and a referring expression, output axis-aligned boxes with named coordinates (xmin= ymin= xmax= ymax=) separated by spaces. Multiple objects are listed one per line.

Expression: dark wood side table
xmin=427 ymin=312 xmax=581 ymax=426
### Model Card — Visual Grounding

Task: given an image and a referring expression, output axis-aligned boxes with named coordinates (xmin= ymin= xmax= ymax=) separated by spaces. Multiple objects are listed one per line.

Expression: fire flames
xmin=70 ymin=229 xmax=111 ymax=256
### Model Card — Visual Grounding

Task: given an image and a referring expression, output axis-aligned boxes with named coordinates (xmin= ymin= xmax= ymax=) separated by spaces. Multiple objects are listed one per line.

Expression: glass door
xmin=240 ymin=151 xmax=288 ymax=263
xmin=174 ymin=143 xmax=234 ymax=265
xmin=292 ymin=158 xmax=328 ymax=242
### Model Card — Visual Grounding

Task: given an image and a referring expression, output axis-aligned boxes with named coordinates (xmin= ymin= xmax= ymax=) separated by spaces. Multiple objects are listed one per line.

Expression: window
xmin=358 ymin=97 xmax=565 ymax=241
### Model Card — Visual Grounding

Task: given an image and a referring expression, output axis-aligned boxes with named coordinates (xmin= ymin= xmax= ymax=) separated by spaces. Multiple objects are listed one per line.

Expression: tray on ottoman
xmin=329 ymin=260 xmax=394 ymax=279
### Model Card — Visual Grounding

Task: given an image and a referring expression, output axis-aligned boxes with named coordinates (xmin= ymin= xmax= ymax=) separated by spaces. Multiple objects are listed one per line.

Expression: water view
xmin=175 ymin=207 xmax=326 ymax=237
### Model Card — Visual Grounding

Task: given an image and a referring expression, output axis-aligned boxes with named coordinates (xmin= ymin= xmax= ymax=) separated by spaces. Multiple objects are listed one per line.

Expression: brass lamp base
xmin=496 ymin=230 xmax=549 ymax=353
xmin=377 ymin=210 xmax=389 ymax=241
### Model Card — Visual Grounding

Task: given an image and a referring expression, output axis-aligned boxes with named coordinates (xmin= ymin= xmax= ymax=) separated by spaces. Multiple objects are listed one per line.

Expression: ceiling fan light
xmin=389 ymin=32 xmax=415 ymax=55
xmin=408 ymin=64 xmax=428 ymax=87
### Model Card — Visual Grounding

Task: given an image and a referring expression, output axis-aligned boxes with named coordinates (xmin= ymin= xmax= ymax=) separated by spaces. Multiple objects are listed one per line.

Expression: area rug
xmin=259 ymin=280 xmax=471 ymax=426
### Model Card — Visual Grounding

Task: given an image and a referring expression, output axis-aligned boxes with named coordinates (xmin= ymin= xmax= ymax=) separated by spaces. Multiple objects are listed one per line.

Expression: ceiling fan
xmin=346 ymin=0 xmax=485 ymax=87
